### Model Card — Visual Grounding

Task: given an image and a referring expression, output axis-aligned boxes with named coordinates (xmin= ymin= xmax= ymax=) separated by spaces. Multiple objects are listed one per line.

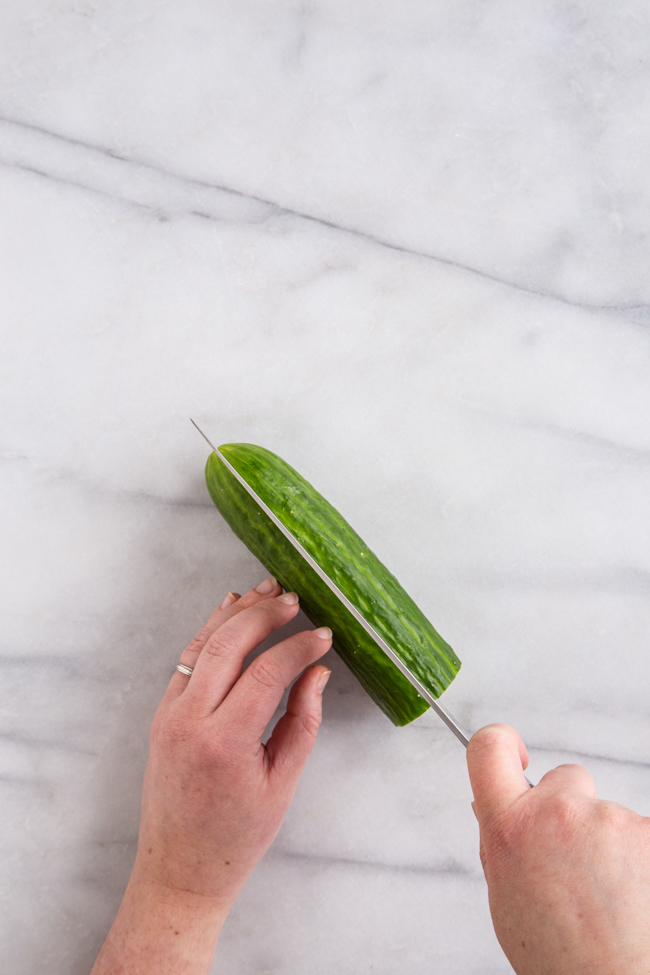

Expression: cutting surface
xmin=1 ymin=3 xmax=650 ymax=973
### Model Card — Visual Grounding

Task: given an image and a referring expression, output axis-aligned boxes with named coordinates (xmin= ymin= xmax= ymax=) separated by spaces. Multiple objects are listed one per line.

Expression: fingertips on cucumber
xmin=205 ymin=443 xmax=460 ymax=727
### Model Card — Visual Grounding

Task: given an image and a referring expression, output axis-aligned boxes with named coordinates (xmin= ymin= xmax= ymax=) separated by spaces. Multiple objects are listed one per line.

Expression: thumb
xmin=467 ymin=724 xmax=530 ymax=824
xmin=471 ymin=802 xmax=487 ymax=876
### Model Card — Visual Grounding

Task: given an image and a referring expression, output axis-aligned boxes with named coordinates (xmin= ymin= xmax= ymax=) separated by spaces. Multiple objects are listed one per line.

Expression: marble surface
xmin=2 ymin=2 xmax=650 ymax=972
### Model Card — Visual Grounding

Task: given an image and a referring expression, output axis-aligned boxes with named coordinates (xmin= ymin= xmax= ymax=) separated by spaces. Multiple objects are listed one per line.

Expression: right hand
xmin=467 ymin=724 xmax=650 ymax=975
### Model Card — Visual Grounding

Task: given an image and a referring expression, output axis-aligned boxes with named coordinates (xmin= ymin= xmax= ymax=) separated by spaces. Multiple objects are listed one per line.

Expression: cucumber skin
xmin=205 ymin=444 xmax=461 ymax=727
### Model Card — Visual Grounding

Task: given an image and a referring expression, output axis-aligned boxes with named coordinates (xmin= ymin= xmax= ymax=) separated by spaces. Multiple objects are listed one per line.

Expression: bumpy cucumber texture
xmin=205 ymin=443 xmax=460 ymax=726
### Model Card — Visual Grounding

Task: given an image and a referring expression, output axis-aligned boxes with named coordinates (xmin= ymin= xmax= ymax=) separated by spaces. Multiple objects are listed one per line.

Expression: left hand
xmin=135 ymin=578 xmax=332 ymax=908
xmin=91 ymin=577 xmax=332 ymax=975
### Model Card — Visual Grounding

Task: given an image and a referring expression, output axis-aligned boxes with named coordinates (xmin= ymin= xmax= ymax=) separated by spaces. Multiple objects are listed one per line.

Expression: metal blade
xmin=191 ymin=419 xmax=470 ymax=747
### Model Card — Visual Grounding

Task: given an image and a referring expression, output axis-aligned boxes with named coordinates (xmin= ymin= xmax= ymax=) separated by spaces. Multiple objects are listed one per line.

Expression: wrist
xmin=91 ymin=873 xmax=229 ymax=975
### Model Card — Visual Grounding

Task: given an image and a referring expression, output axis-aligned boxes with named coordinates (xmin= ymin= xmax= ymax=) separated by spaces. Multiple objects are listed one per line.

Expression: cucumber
xmin=205 ymin=444 xmax=460 ymax=726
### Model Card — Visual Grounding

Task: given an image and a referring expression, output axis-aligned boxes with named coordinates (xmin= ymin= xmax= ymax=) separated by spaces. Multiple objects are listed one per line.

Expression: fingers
xmin=265 ymin=664 xmax=331 ymax=776
xmin=181 ymin=577 xmax=282 ymax=667
xmin=216 ymin=627 xmax=333 ymax=746
xmin=467 ymin=724 xmax=531 ymax=823
xmin=177 ymin=591 xmax=242 ymax=671
xmin=180 ymin=592 xmax=302 ymax=715
xmin=534 ymin=763 xmax=597 ymax=799
xmin=165 ymin=577 xmax=282 ymax=702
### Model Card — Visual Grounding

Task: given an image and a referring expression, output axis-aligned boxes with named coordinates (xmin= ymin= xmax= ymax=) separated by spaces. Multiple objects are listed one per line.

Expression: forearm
xmin=90 ymin=875 xmax=228 ymax=975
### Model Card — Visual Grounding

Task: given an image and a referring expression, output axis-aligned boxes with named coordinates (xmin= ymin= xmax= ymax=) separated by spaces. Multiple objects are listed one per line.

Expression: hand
xmin=467 ymin=724 xmax=650 ymax=975
xmin=91 ymin=578 xmax=332 ymax=975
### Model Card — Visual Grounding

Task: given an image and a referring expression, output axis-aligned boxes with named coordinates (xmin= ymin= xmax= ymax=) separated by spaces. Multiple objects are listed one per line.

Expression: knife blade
xmin=191 ymin=419 xmax=471 ymax=747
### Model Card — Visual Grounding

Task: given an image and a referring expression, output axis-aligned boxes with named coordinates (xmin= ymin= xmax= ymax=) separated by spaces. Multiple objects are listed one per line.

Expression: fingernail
xmin=278 ymin=591 xmax=299 ymax=605
xmin=219 ymin=591 xmax=237 ymax=610
xmin=314 ymin=626 xmax=332 ymax=640
xmin=317 ymin=669 xmax=332 ymax=694
xmin=255 ymin=576 xmax=277 ymax=594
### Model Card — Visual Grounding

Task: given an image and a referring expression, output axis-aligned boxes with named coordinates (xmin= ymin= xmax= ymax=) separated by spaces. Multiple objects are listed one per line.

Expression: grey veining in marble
xmin=1 ymin=2 xmax=650 ymax=973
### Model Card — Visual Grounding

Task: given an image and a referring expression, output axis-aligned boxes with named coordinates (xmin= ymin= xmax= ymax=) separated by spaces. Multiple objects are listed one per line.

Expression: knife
xmin=190 ymin=419 xmax=475 ymax=748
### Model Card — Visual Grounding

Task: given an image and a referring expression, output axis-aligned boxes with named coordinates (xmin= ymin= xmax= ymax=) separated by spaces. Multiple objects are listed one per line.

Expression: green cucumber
xmin=205 ymin=444 xmax=460 ymax=726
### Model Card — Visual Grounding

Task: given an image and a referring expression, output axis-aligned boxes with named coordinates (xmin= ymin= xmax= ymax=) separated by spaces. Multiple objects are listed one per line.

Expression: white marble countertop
xmin=2 ymin=3 xmax=650 ymax=972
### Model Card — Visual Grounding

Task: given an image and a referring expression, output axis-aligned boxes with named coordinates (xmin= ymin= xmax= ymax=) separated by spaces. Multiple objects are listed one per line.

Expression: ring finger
xmin=166 ymin=576 xmax=282 ymax=699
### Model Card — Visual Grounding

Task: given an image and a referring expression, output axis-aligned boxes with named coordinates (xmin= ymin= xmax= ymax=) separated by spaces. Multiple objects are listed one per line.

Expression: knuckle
xmin=236 ymin=589 xmax=262 ymax=609
xmin=594 ymin=801 xmax=628 ymax=835
xmin=555 ymin=763 xmax=584 ymax=774
xmin=183 ymin=634 xmax=205 ymax=657
xmin=257 ymin=599 xmax=283 ymax=624
xmin=262 ymin=596 xmax=294 ymax=622
xmin=288 ymin=630 xmax=325 ymax=662
xmin=470 ymin=724 xmax=514 ymax=752
xmin=204 ymin=628 xmax=245 ymax=660
xmin=542 ymin=792 xmax=587 ymax=838
xmin=297 ymin=708 xmax=321 ymax=740
xmin=546 ymin=791 xmax=577 ymax=819
xmin=248 ymin=654 xmax=284 ymax=690
xmin=307 ymin=630 xmax=329 ymax=652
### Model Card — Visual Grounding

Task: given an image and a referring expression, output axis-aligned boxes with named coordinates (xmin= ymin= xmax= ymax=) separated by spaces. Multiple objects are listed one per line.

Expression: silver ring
xmin=175 ymin=663 xmax=194 ymax=677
